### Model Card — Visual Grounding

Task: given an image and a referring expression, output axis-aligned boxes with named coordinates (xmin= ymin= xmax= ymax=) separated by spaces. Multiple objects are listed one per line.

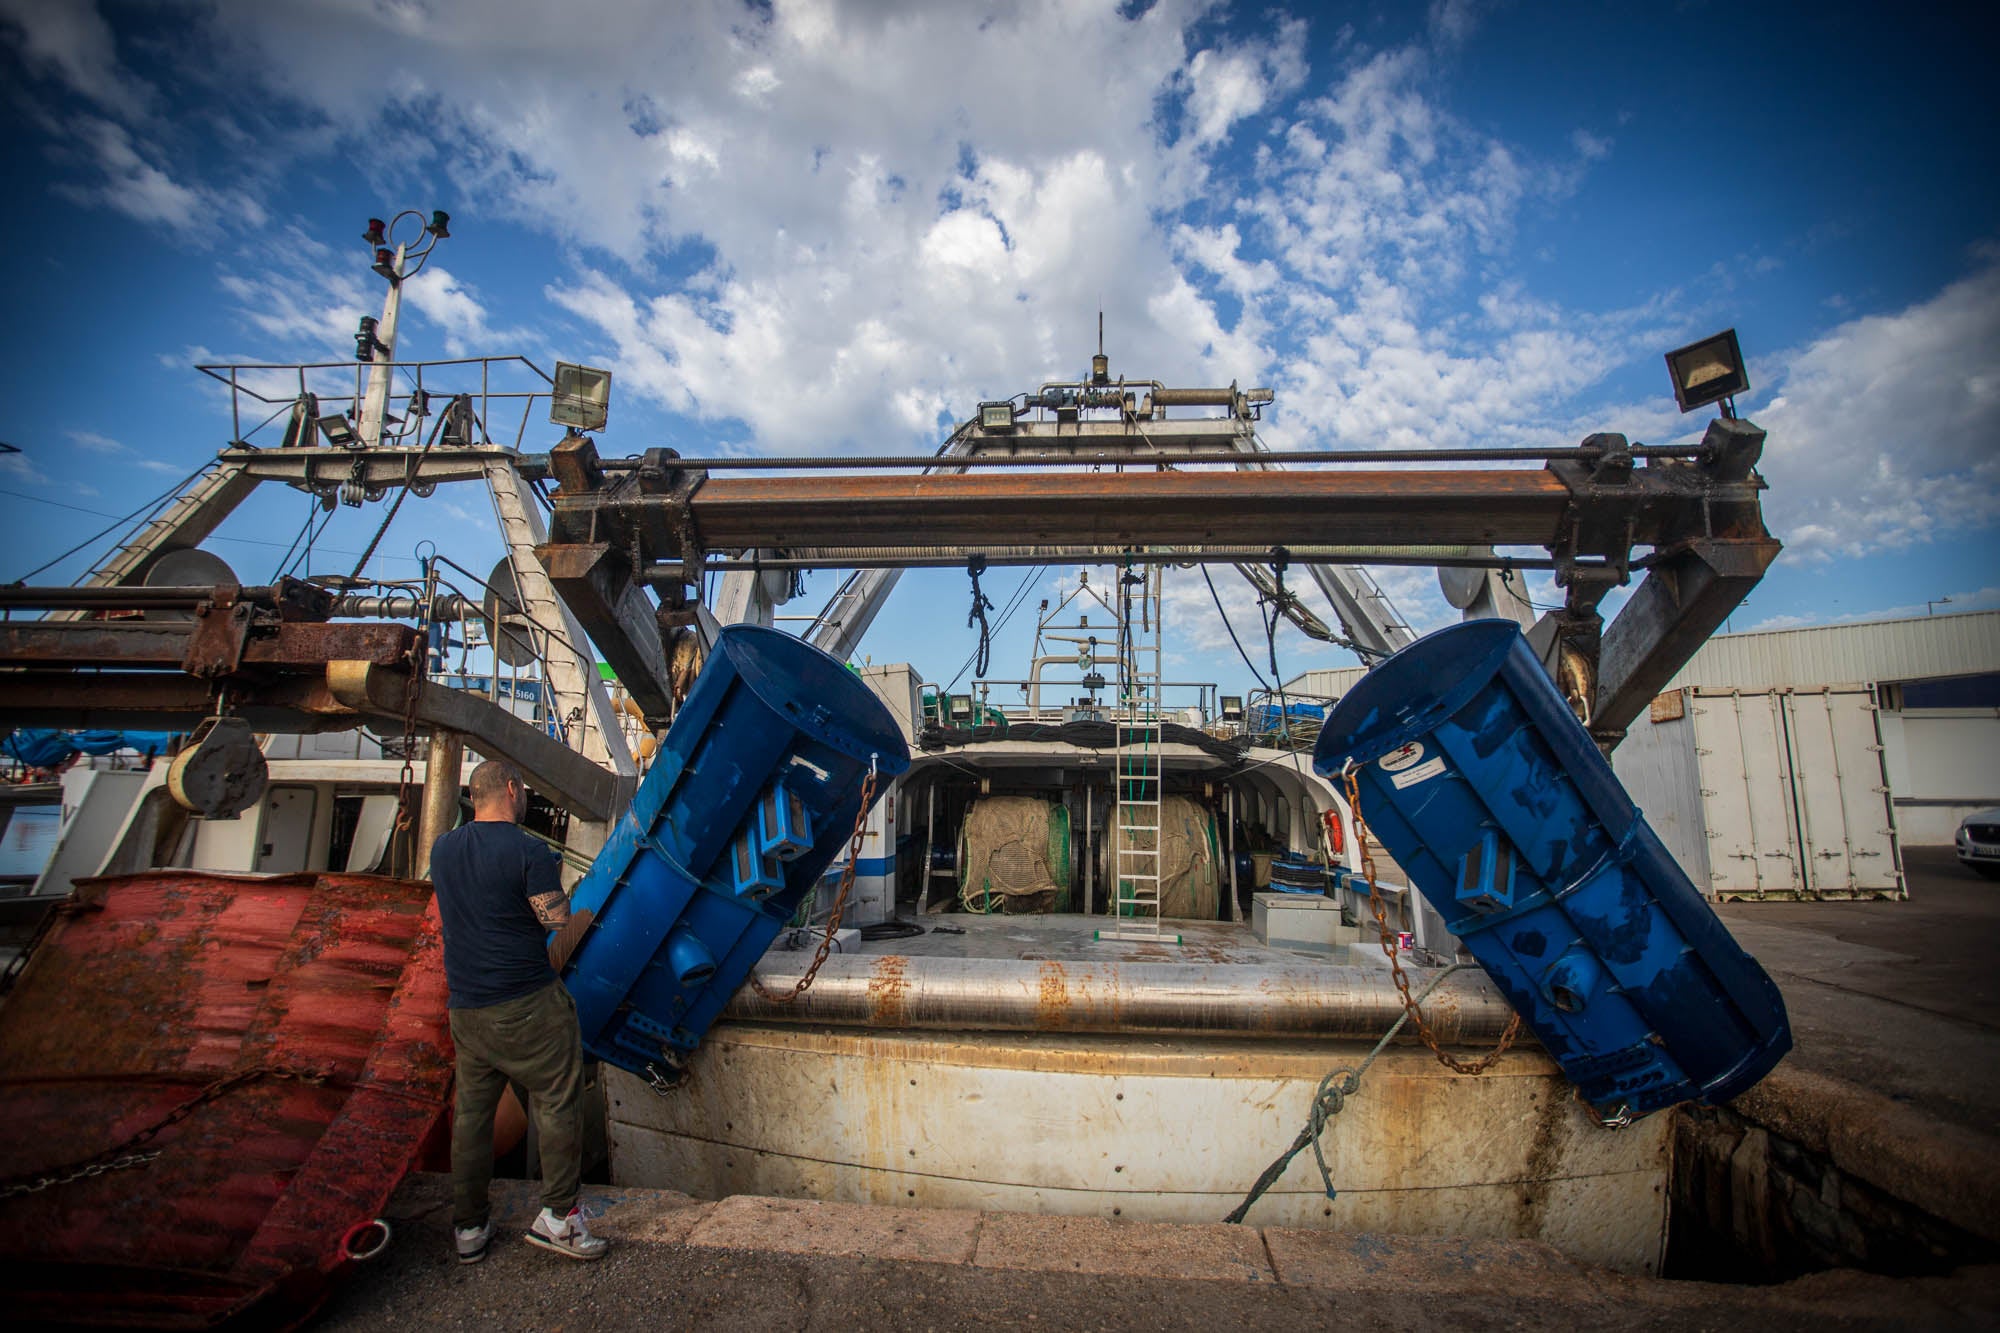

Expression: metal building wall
xmin=1877 ymin=708 xmax=2000 ymax=845
xmin=1662 ymin=610 xmax=2000 ymax=691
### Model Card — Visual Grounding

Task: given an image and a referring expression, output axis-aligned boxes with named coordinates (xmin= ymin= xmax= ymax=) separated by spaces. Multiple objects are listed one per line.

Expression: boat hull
xmin=0 ymin=871 xmax=453 ymax=1329
xmin=605 ymin=1021 xmax=1672 ymax=1275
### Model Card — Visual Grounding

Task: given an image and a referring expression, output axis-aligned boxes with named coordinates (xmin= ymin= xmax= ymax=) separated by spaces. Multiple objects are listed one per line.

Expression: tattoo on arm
xmin=529 ymin=890 xmax=572 ymax=930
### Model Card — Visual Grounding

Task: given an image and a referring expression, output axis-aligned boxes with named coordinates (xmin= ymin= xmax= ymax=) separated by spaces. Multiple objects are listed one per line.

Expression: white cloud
xmin=1571 ymin=129 xmax=1612 ymax=161
xmin=402 ymin=264 xmax=520 ymax=358
xmin=0 ymin=0 xmax=149 ymax=118
xmin=0 ymin=448 xmax=49 ymax=484
xmin=63 ymin=428 xmax=191 ymax=477
xmin=216 ymin=262 xmax=367 ymax=351
xmin=51 ymin=116 xmax=206 ymax=230
xmin=67 ymin=429 xmax=126 ymax=453
xmin=1753 ymin=260 xmax=2000 ymax=559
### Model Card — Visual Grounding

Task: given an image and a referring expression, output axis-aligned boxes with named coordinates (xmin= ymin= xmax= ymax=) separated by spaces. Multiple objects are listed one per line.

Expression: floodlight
xmin=979 ymin=401 xmax=1014 ymax=431
xmin=1220 ymin=695 xmax=1244 ymax=721
xmin=1665 ymin=328 xmax=1748 ymax=414
xmin=550 ymin=361 xmax=613 ymax=432
xmin=316 ymin=413 xmax=358 ymax=447
xmin=948 ymin=693 xmax=974 ymax=722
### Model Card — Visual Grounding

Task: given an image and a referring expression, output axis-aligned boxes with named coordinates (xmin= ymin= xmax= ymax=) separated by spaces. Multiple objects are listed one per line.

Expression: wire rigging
xmin=347 ymin=407 xmax=448 ymax=581
xmin=1201 ymin=564 xmax=1271 ymax=693
xmin=10 ymin=463 xmax=215 ymax=584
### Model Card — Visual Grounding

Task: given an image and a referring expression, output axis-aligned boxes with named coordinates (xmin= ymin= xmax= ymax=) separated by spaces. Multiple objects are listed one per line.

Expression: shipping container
xmin=1612 ymin=686 xmax=1903 ymax=901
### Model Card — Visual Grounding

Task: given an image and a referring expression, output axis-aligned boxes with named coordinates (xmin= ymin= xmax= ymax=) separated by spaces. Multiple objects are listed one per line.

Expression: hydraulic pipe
xmin=728 ymin=954 xmax=1521 ymax=1042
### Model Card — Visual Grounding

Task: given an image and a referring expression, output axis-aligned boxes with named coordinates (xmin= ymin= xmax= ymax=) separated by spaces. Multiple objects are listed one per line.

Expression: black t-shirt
xmin=430 ymin=820 xmax=563 ymax=1009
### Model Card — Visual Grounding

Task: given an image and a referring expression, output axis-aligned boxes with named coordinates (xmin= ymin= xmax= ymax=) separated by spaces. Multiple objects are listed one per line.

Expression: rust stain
xmin=1036 ymin=960 xmax=1071 ymax=1030
xmin=1516 ymin=1073 xmax=1572 ymax=1230
xmin=866 ymin=954 xmax=910 ymax=1027
xmin=0 ymin=870 xmax=452 ymax=1328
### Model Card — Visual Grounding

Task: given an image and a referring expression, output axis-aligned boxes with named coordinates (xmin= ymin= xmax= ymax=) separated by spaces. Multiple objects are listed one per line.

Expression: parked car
xmin=1957 ymin=808 xmax=2000 ymax=880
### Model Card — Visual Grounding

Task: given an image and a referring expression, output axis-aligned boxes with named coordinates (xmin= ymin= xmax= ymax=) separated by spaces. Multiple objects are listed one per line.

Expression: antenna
xmin=1098 ymin=310 xmax=1104 ymax=356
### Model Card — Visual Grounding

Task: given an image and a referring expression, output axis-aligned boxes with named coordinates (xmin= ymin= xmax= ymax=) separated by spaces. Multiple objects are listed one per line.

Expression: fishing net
xmin=957 ymin=797 xmax=1072 ymax=914
xmin=1112 ymin=794 xmax=1221 ymax=920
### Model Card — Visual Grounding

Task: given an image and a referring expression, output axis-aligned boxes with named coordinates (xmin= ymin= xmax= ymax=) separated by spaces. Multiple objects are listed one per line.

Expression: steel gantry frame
xmin=534 ymin=414 xmax=1779 ymax=751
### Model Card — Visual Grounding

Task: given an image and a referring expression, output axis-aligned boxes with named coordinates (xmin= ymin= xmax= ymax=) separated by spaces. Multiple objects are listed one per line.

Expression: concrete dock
xmin=314 ymin=847 xmax=2000 ymax=1330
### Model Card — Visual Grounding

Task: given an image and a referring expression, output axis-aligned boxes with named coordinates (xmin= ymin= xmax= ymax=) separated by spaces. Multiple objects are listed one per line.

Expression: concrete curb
xmin=383 ymin=1173 xmax=2000 ymax=1319
xmin=1732 ymin=1064 xmax=2000 ymax=1245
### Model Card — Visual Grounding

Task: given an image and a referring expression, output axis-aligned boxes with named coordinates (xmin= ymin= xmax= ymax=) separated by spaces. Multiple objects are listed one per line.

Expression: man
xmin=430 ymin=758 xmax=607 ymax=1263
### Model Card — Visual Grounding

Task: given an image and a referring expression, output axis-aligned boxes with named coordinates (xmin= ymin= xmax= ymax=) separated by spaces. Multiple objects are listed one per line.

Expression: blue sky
xmin=1 ymin=0 xmax=1995 ymax=708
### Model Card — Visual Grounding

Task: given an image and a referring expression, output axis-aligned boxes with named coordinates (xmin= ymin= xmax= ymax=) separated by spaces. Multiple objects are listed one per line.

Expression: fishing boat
xmin=1 ymin=208 xmax=1788 ymax=1299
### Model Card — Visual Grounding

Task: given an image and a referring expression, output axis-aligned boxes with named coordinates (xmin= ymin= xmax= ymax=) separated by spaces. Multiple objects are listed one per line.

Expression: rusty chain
xmin=1342 ymin=765 xmax=1522 ymax=1075
xmin=0 ymin=1065 xmax=329 ymax=1200
xmin=0 ymin=1149 xmax=163 ymax=1199
xmin=750 ymin=761 xmax=879 ymax=1005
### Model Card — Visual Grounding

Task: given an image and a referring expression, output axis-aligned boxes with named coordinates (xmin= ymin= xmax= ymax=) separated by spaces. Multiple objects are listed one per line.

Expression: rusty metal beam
xmin=0 ymin=620 xmax=418 ymax=669
xmin=0 ymin=672 xmax=349 ymax=733
xmin=534 ymin=541 xmax=676 ymax=724
xmin=0 ymin=655 xmax=619 ymax=822
xmin=638 ymin=469 xmax=1579 ymax=551
xmin=325 ymin=663 xmax=622 ymax=821
xmin=1593 ymin=536 xmax=1783 ymax=745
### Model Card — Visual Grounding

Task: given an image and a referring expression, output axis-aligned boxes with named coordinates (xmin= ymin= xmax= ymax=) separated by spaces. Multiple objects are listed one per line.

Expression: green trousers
xmin=449 ymin=979 xmax=586 ymax=1228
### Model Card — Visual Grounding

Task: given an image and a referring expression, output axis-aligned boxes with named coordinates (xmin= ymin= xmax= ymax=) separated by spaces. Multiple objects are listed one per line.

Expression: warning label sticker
xmin=1390 ymin=757 xmax=1447 ymax=789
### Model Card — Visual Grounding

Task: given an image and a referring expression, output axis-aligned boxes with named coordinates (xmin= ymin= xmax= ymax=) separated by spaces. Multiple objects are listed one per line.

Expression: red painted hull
xmin=0 ymin=871 xmax=453 ymax=1328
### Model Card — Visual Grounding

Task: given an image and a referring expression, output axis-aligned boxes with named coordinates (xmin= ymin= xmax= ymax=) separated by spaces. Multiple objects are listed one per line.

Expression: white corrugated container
xmin=1288 ymin=611 xmax=1999 ymax=699
xmin=1613 ymin=686 xmax=1903 ymax=900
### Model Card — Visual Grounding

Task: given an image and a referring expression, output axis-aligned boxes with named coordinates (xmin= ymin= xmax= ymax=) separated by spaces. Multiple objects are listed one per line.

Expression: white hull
xmin=605 ymin=1024 xmax=1671 ymax=1275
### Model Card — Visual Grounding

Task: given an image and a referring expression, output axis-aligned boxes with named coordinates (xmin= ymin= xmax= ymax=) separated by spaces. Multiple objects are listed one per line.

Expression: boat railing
xmin=196 ymin=355 xmax=557 ymax=452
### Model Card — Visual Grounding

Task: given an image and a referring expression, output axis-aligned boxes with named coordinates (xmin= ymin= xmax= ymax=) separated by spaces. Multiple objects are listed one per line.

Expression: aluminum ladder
xmin=1098 ymin=562 xmax=1179 ymax=944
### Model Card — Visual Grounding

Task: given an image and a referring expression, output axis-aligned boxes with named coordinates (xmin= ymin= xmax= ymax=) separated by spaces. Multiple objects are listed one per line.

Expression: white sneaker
xmin=455 ymin=1218 xmax=494 ymax=1264
xmin=525 ymin=1204 xmax=608 ymax=1261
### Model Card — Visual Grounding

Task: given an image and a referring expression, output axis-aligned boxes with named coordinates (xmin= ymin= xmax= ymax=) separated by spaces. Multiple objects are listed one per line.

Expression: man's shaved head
xmin=468 ymin=759 xmax=523 ymax=810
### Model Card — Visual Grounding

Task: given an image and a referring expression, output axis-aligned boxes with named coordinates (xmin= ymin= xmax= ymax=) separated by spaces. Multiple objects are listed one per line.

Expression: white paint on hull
xmin=606 ymin=1022 xmax=1670 ymax=1275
